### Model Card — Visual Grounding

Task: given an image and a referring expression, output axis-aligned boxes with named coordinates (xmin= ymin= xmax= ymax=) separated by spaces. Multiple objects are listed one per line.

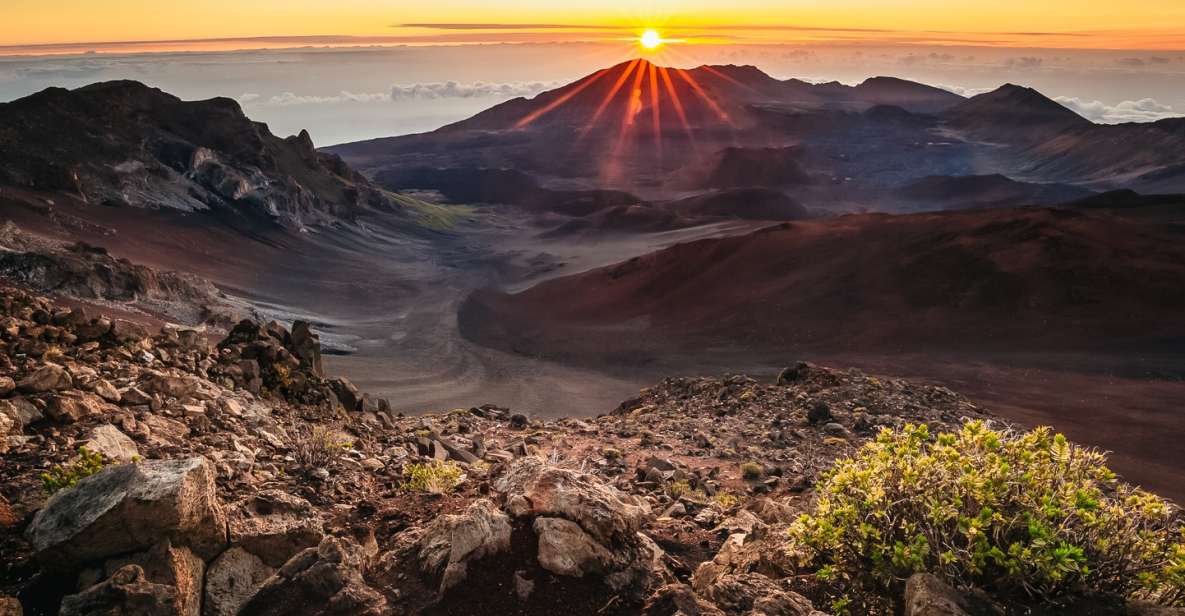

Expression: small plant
xmin=740 ymin=461 xmax=765 ymax=480
xmin=787 ymin=422 xmax=1185 ymax=611
xmin=402 ymin=460 xmax=463 ymax=495
xmin=714 ymin=491 xmax=740 ymax=510
xmin=290 ymin=424 xmax=350 ymax=469
xmin=42 ymin=447 xmax=106 ymax=494
xmin=667 ymin=479 xmax=691 ymax=499
xmin=602 ymin=447 xmax=623 ymax=461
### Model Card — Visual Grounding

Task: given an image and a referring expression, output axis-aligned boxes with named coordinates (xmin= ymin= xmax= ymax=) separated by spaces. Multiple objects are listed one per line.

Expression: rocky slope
xmin=0 ymin=81 xmax=395 ymax=229
xmin=0 ymin=281 xmax=1025 ymax=616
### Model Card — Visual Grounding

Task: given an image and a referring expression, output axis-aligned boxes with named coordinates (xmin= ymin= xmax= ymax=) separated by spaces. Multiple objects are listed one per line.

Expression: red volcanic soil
xmin=461 ymin=206 xmax=1185 ymax=361
xmin=461 ymin=205 xmax=1185 ymax=498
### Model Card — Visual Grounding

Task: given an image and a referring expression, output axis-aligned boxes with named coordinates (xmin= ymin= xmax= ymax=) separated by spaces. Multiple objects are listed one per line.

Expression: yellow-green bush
xmin=402 ymin=460 xmax=463 ymax=495
xmin=788 ymin=422 xmax=1185 ymax=611
xmin=42 ymin=447 xmax=106 ymax=494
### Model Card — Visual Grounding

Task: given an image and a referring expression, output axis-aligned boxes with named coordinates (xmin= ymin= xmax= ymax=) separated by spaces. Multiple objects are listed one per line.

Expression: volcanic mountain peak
xmin=948 ymin=83 xmax=1089 ymax=127
xmin=0 ymin=80 xmax=393 ymax=228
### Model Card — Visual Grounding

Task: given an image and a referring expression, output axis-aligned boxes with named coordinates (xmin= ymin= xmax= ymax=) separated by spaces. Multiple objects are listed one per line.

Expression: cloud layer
xmin=240 ymin=80 xmax=559 ymax=108
xmin=1054 ymin=96 xmax=1181 ymax=123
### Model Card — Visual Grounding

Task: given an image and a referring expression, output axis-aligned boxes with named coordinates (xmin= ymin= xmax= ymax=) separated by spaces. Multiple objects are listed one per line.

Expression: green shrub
xmin=42 ymin=447 xmax=106 ymax=494
xmin=667 ymin=479 xmax=691 ymax=499
xmin=788 ymin=422 xmax=1185 ymax=611
xmin=290 ymin=425 xmax=351 ymax=469
xmin=714 ymin=491 xmax=739 ymax=510
xmin=740 ymin=461 xmax=765 ymax=480
xmin=403 ymin=460 xmax=463 ymax=495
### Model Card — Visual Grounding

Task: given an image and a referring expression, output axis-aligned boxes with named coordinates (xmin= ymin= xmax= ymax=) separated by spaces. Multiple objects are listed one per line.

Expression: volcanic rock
xmin=26 ymin=457 xmax=227 ymax=568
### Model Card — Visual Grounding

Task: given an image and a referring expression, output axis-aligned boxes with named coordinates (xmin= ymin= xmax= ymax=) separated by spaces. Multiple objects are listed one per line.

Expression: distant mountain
xmin=461 ymin=207 xmax=1185 ymax=361
xmin=945 ymin=84 xmax=1090 ymax=141
xmin=328 ymin=62 xmax=1184 ymax=214
xmin=327 ymin=60 xmax=970 ymax=198
xmin=852 ymin=76 xmax=965 ymax=114
xmin=0 ymin=81 xmax=393 ymax=229
xmin=695 ymin=147 xmax=813 ymax=189
xmin=895 ymin=174 xmax=1094 ymax=209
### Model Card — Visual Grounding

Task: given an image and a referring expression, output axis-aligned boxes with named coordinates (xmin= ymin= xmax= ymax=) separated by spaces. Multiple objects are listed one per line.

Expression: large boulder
xmin=228 ymin=490 xmax=324 ymax=567
xmin=26 ymin=457 xmax=227 ymax=568
xmin=203 ymin=547 xmax=275 ymax=616
xmin=493 ymin=457 xmax=651 ymax=544
xmin=417 ymin=499 xmax=512 ymax=593
xmin=59 ymin=565 xmax=179 ymax=616
xmin=493 ymin=458 xmax=668 ymax=598
xmin=238 ymin=536 xmax=386 ymax=616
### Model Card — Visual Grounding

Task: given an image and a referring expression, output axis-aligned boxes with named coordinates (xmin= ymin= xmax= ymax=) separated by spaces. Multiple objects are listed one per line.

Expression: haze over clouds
xmin=2 ymin=42 xmax=1182 ymax=145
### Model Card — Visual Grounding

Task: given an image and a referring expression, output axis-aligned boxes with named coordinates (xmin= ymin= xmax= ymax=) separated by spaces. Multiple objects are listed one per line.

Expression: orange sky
xmin=3 ymin=0 xmax=1184 ymax=53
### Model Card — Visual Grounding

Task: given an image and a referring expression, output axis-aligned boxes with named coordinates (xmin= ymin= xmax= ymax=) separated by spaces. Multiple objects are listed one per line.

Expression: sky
xmin=4 ymin=0 xmax=1185 ymax=51
xmin=1 ymin=2 xmax=1183 ymax=145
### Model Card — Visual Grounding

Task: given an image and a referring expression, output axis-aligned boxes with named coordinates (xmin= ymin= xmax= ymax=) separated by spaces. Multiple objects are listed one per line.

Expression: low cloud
xmin=934 ymin=84 xmax=994 ymax=98
xmin=388 ymin=80 xmax=559 ymax=100
xmin=1004 ymin=56 xmax=1044 ymax=70
xmin=1054 ymin=96 xmax=1181 ymax=123
xmin=241 ymin=80 xmax=558 ymax=107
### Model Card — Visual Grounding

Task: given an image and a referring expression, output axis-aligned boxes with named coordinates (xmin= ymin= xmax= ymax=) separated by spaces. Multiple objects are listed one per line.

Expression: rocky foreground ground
xmin=0 ymin=284 xmax=1178 ymax=616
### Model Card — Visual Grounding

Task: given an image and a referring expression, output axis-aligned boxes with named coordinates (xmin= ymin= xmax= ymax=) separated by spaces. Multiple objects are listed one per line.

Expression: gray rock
xmin=84 ymin=424 xmax=140 ymax=463
xmin=203 ymin=547 xmax=274 ymax=616
xmin=417 ymin=499 xmax=511 ymax=593
xmin=229 ymin=490 xmax=324 ymax=567
xmin=27 ymin=457 xmax=227 ymax=568
xmin=904 ymin=573 xmax=971 ymax=616
xmin=534 ymin=516 xmax=615 ymax=577
xmin=493 ymin=457 xmax=651 ymax=544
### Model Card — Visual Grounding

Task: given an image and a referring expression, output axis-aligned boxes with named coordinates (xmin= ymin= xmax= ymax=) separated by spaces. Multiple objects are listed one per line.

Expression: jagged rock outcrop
xmin=59 ymin=564 xmax=180 ymax=616
xmin=0 ymin=81 xmax=394 ymax=228
xmin=237 ymin=536 xmax=386 ymax=616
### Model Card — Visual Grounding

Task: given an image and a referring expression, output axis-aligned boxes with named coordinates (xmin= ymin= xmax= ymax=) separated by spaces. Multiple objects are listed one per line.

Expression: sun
xmin=639 ymin=29 xmax=664 ymax=51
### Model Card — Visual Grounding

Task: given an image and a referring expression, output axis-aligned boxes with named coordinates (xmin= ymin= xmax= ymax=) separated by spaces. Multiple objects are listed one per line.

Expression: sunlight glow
xmin=639 ymin=29 xmax=664 ymax=50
